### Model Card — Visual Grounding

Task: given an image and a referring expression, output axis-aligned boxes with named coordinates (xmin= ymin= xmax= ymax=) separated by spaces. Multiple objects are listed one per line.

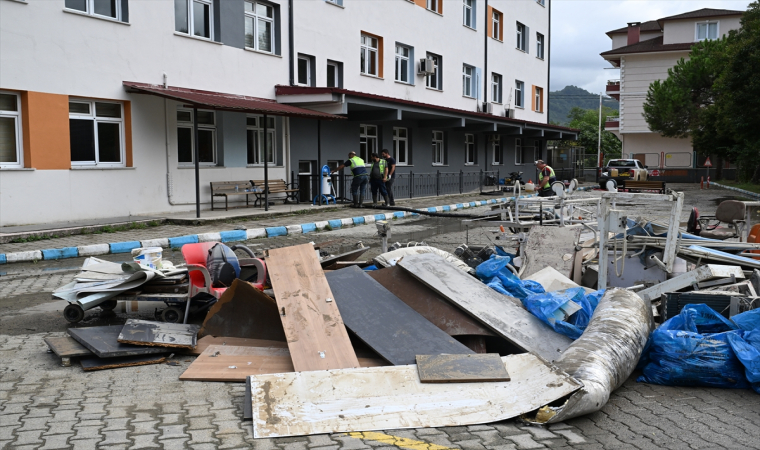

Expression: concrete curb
xmin=0 ymin=195 xmax=536 ymax=264
xmin=711 ymin=182 xmax=760 ymax=200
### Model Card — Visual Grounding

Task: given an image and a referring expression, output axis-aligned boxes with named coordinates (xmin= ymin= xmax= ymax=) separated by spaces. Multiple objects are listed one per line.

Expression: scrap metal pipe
xmin=522 ymin=288 xmax=654 ymax=424
xmin=362 ymin=204 xmax=479 ymax=218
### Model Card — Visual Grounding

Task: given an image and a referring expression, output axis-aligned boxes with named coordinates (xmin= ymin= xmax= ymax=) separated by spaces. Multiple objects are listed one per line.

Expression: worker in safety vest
xmin=535 ymin=159 xmax=557 ymax=197
xmin=332 ymin=151 xmax=369 ymax=208
xmin=368 ymin=152 xmax=389 ymax=206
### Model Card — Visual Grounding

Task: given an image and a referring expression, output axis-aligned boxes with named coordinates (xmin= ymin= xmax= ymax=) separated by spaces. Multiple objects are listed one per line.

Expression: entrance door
xmin=298 ymin=161 xmax=315 ymax=202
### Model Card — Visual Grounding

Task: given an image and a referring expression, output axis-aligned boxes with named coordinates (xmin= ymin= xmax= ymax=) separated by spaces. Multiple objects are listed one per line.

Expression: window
xmin=426 ymin=53 xmax=442 ymax=90
xmin=327 ymin=61 xmax=342 ymax=87
xmin=69 ymin=100 xmax=124 ymax=167
xmin=297 ymin=55 xmax=311 ymax=86
xmin=534 ymin=86 xmax=544 ymax=112
xmin=0 ymin=92 xmax=22 ymax=168
xmin=427 ymin=0 xmax=441 ymax=14
xmin=432 ymin=131 xmax=444 ymax=165
xmin=393 ymin=127 xmax=409 ymax=165
xmin=245 ymin=1 xmax=274 ymax=53
xmin=463 ymin=0 xmax=473 ymax=28
xmin=462 ymin=65 xmax=474 ymax=98
xmin=515 ymin=138 xmax=535 ymax=165
xmin=177 ymin=108 xmax=216 ymax=164
xmin=515 ymin=138 xmax=522 ymax=164
xmin=536 ymin=0 xmax=545 ymax=5
xmin=359 ymin=124 xmax=377 ymax=162
xmin=175 ymin=0 xmax=212 ymax=39
xmin=395 ymin=44 xmax=411 ymax=84
xmin=65 ymin=0 xmax=123 ymax=21
xmin=515 ymin=80 xmax=524 ymax=108
xmin=696 ymin=22 xmax=718 ymax=41
xmin=516 ymin=22 xmax=527 ymax=51
xmin=360 ymin=34 xmax=379 ymax=76
xmin=536 ymin=33 xmax=544 ymax=59
xmin=464 ymin=134 xmax=475 ymax=165
xmin=491 ymin=73 xmax=502 ymax=103
xmin=491 ymin=135 xmax=502 ymax=165
xmin=491 ymin=10 xmax=501 ymax=40
xmin=247 ymin=115 xmax=276 ymax=165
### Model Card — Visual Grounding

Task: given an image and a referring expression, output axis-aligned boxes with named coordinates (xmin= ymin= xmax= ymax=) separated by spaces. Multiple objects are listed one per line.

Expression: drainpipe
xmin=289 ymin=0 xmax=294 ymax=86
xmin=547 ymin=0 xmax=551 ymax=125
xmin=484 ymin=0 xmax=488 ymax=106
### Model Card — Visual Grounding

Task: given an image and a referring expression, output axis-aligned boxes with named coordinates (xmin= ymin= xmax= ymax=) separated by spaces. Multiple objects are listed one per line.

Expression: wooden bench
xmin=620 ymin=180 xmax=666 ymax=194
xmin=211 ymin=181 xmax=259 ymax=211
xmin=250 ymin=179 xmax=300 ymax=207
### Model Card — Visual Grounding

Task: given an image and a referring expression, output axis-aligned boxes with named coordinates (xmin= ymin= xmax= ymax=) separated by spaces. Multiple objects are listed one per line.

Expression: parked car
xmin=600 ymin=159 xmax=648 ymax=189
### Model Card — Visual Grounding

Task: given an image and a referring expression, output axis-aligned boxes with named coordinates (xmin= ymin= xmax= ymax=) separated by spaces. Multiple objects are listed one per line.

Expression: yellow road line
xmin=345 ymin=431 xmax=457 ymax=450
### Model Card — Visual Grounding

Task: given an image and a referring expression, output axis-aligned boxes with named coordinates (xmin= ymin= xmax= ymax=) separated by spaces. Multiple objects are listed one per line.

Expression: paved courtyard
xmin=2 ymin=184 xmax=760 ymax=450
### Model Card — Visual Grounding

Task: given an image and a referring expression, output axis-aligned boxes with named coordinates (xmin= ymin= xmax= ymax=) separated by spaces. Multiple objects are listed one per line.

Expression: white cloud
xmin=550 ymin=0 xmax=751 ymax=93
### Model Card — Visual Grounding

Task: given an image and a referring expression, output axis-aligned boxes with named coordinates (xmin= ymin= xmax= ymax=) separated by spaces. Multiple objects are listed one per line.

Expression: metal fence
xmin=294 ymin=170 xmax=501 ymax=204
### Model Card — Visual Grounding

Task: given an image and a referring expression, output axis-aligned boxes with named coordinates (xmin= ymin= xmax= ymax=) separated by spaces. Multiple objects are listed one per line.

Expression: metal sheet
xmin=397 ymin=253 xmax=572 ymax=361
xmin=250 ymin=353 xmax=581 ymax=438
xmin=416 ymin=354 xmax=510 ymax=383
xmin=68 ymin=325 xmax=169 ymax=358
xmin=637 ymin=264 xmax=745 ymax=302
xmin=521 ymin=226 xmax=582 ymax=279
xmin=367 ymin=266 xmax=495 ymax=337
xmin=118 ymin=319 xmax=200 ymax=349
xmin=79 ymin=354 xmax=167 ymax=371
xmin=44 ymin=337 xmax=93 ymax=358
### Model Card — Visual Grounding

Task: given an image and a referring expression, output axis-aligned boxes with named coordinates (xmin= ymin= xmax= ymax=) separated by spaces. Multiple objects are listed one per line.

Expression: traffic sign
xmin=704 ymin=157 xmax=712 ymax=167
xmin=650 ymin=169 xmax=660 ymax=177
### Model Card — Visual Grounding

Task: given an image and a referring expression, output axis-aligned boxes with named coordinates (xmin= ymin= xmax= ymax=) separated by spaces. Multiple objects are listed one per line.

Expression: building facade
xmin=600 ymin=8 xmax=743 ymax=171
xmin=0 ymin=0 xmax=573 ymax=226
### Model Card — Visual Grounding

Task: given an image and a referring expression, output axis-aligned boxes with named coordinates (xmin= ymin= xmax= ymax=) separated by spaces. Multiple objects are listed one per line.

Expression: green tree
xmin=557 ymin=106 xmax=622 ymax=164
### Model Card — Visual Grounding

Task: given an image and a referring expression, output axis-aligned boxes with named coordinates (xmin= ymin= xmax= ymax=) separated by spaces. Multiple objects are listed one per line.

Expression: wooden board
xmin=326 ymin=266 xmax=474 ymax=365
xmin=80 ymin=354 xmax=167 ymax=371
xmin=521 ymin=226 xmax=582 ymax=279
xmin=416 ymin=354 xmax=510 ymax=383
xmin=44 ymin=336 xmax=93 ymax=358
xmin=187 ymin=336 xmax=289 ymax=356
xmin=199 ymin=279 xmax=287 ymax=341
xmin=250 ymin=353 xmax=582 ymax=438
xmin=397 ymin=253 xmax=573 ymax=361
xmin=118 ymin=319 xmax=199 ymax=349
xmin=179 ymin=345 xmax=386 ymax=382
xmin=68 ymin=325 xmax=169 ymax=358
xmin=367 ymin=266 xmax=495 ymax=337
xmin=266 ymin=243 xmax=359 ymax=372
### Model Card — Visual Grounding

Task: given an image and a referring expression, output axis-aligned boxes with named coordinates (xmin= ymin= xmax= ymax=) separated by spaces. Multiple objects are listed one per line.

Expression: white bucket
xmin=133 ymin=247 xmax=163 ymax=270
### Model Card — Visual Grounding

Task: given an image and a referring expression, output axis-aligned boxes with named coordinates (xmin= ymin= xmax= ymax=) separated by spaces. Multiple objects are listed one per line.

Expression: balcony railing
xmin=605 ymin=116 xmax=620 ymax=128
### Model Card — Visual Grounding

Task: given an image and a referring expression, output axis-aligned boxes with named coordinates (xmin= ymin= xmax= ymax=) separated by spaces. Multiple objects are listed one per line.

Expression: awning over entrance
xmin=274 ymin=85 xmax=578 ymax=140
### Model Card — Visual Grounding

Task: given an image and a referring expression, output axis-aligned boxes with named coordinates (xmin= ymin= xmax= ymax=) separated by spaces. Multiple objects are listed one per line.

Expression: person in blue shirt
xmin=381 ymin=149 xmax=396 ymax=206
xmin=332 ymin=151 xmax=369 ymax=208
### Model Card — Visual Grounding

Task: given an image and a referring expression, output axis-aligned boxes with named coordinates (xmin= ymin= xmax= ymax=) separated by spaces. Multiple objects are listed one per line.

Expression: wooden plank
xmin=521 ymin=226 xmax=582 ymax=279
xmin=416 ymin=354 xmax=510 ymax=383
xmin=266 ymin=243 xmax=359 ymax=372
xmin=199 ymin=279 xmax=286 ymax=342
xmin=180 ymin=345 xmax=386 ymax=382
xmin=397 ymin=253 xmax=572 ymax=361
xmin=44 ymin=336 xmax=93 ymax=358
xmin=118 ymin=319 xmax=199 ymax=350
xmin=250 ymin=353 xmax=582 ymax=438
xmin=68 ymin=325 xmax=169 ymax=358
xmin=368 ymin=266 xmax=495 ymax=337
xmin=187 ymin=336 xmax=288 ymax=356
xmin=326 ymin=266 xmax=474 ymax=365
xmin=80 ymin=354 xmax=167 ymax=371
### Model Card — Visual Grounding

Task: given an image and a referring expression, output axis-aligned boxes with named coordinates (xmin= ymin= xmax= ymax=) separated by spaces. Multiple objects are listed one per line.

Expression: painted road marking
xmin=346 ymin=432 xmax=457 ymax=450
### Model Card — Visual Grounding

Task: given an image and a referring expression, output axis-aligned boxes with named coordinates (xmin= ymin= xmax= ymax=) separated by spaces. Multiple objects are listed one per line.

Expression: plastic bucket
xmin=134 ymin=247 xmax=163 ymax=270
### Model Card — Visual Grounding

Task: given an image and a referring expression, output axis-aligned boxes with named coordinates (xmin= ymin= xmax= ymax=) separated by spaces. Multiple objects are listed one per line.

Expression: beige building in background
xmin=600 ymin=8 xmax=743 ymax=171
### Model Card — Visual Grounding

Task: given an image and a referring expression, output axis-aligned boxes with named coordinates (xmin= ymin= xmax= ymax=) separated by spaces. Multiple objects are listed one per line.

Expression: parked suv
xmin=600 ymin=159 xmax=648 ymax=189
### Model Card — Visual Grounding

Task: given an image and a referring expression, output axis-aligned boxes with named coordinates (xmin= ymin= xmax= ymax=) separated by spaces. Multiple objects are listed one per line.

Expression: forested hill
xmin=549 ymin=85 xmax=619 ymax=125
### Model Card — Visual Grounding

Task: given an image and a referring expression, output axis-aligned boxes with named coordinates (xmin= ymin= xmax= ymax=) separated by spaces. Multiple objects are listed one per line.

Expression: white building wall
xmin=663 ymin=16 xmax=742 ymax=44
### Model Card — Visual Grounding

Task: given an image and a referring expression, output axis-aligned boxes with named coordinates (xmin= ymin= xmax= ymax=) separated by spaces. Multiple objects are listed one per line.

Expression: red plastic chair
xmin=181 ymin=242 xmax=228 ymax=323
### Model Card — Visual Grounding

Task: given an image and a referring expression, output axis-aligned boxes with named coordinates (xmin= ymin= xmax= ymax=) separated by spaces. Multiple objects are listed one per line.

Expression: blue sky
xmin=550 ymin=0 xmax=751 ymax=93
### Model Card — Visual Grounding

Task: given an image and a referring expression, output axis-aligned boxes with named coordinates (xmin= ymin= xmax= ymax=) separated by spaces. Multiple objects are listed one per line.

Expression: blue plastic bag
xmin=495 ymin=269 xmax=541 ymax=300
xmin=520 ymin=287 xmax=591 ymax=340
xmin=638 ymin=304 xmax=749 ymax=389
xmin=732 ymin=309 xmax=760 ymax=331
xmin=727 ymin=331 xmax=760 ymax=391
xmin=475 ymin=256 xmax=510 ymax=279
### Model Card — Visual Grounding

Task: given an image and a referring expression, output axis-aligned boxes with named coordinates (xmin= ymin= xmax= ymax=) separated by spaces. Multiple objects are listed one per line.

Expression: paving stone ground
xmin=1 ymin=184 xmax=759 ymax=450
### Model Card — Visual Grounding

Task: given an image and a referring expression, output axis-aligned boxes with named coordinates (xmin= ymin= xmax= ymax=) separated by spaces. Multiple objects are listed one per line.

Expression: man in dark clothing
xmin=369 ymin=153 xmax=389 ymax=206
xmin=535 ymin=159 xmax=557 ymax=197
xmin=332 ymin=151 xmax=369 ymax=207
xmin=381 ymin=149 xmax=396 ymax=206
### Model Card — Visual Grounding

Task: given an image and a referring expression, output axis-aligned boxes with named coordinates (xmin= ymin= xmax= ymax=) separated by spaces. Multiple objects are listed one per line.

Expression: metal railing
xmin=293 ymin=169 xmax=501 ymax=204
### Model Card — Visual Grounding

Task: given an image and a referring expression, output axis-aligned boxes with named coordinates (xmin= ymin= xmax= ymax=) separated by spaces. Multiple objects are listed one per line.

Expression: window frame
xmin=426 ymin=53 xmax=442 ymax=90
xmin=534 ymin=86 xmax=543 ymax=112
xmin=297 ymin=55 xmax=311 ymax=86
xmin=463 ymin=0 xmax=473 ymax=28
xmin=69 ymin=98 xmax=126 ymax=167
xmin=695 ymin=21 xmax=719 ymax=41
xmin=395 ymin=44 xmax=411 ymax=84
xmin=359 ymin=124 xmax=378 ymax=162
xmin=464 ymin=133 xmax=475 ymax=165
xmin=393 ymin=127 xmax=409 ymax=166
xmin=491 ymin=73 xmax=502 ymax=104
xmin=462 ymin=64 xmax=474 ymax=98
xmin=244 ymin=0 xmax=275 ymax=54
xmin=246 ymin=115 xmax=276 ymax=166
xmin=515 ymin=138 xmax=523 ymax=165
xmin=360 ymin=33 xmax=379 ymax=77
xmin=176 ymin=107 xmax=217 ymax=166
xmin=175 ymin=0 xmax=214 ymax=40
xmin=0 ymin=91 xmax=23 ymax=169
xmin=491 ymin=135 xmax=502 ymax=166
xmin=426 ymin=0 xmax=440 ymax=14
xmin=432 ymin=130 xmax=444 ymax=166
xmin=536 ymin=32 xmax=544 ymax=59
xmin=515 ymin=80 xmax=524 ymax=108
xmin=327 ymin=61 xmax=339 ymax=87
xmin=64 ymin=0 xmax=122 ymax=21
xmin=516 ymin=22 xmax=526 ymax=51
xmin=492 ymin=10 xmax=501 ymax=41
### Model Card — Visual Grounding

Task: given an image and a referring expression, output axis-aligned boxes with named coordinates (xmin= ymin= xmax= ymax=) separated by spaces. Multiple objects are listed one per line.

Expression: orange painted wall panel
xmin=487 ymin=6 xmax=493 ymax=38
xmin=22 ymin=92 xmax=70 ymax=170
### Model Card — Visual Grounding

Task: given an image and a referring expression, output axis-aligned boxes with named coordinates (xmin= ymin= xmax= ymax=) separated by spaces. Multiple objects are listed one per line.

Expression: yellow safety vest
xmin=349 ymin=156 xmax=368 ymax=176
xmin=538 ymin=165 xmax=556 ymax=189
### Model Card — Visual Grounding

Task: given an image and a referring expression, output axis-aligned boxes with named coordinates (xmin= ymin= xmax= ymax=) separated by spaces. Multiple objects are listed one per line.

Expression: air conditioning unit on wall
xmin=506 ymin=108 xmax=516 ymax=119
xmin=418 ymin=58 xmax=435 ymax=75
xmin=481 ymin=102 xmax=493 ymax=114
